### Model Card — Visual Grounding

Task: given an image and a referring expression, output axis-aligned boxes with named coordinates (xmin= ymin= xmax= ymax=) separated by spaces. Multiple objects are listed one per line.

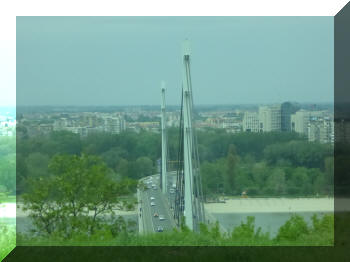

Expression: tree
xmin=0 ymin=155 xmax=16 ymax=194
xmin=135 ymin=157 xmax=154 ymax=178
xmin=201 ymin=160 xmax=225 ymax=197
xmin=116 ymin=158 xmax=129 ymax=177
xmin=225 ymin=144 xmax=239 ymax=194
xmin=44 ymin=131 xmax=82 ymax=156
xmin=22 ymin=154 xmax=137 ymax=238
xmin=265 ymin=168 xmax=286 ymax=196
xmin=324 ymin=157 xmax=334 ymax=194
xmin=289 ymin=167 xmax=311 ymax=195
xmin=251 ymin=162 xmax=269 ymax=189
xmin=276 ymin=214 xmax=309 ymax=242
xmin=25 ymin=152 xmax=50 ymax=179
xmin=0 ymin=137 xmax=16 ymax=195
xmin=101 ymin=147 xmax=128 ymax=171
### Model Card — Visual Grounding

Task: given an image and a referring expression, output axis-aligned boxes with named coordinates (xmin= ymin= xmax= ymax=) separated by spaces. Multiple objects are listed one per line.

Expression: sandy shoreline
xmin=204 ymin=197 xmax=345 ymax=214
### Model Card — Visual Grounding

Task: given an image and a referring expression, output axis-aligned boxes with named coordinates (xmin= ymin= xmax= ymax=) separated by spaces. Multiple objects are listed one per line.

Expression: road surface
xmin=139 ymin=173 xmax=176 ymax=233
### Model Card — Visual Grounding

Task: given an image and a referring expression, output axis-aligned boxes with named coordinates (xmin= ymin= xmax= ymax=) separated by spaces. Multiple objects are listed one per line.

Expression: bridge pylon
xmin=160 ymin=81 xmax=168 ymax=194
xmin=174 ymin=40 xmax=205 ymax=232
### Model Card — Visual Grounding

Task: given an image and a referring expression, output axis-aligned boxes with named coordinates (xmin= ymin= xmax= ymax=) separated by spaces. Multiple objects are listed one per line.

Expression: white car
xmin=150 ymin=196 xmax=155 ymax=201
xmin=150 ymin=202 xmax=156 ymax=206
xmin=159 ymin=215 xmax=165 ymax=221
xmin=169 ymin=189 xmax=174 ymax=194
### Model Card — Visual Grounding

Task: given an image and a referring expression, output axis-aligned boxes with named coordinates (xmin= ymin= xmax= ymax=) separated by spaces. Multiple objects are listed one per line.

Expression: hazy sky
xmin=17 ymin=16 xmax=334 ymax=106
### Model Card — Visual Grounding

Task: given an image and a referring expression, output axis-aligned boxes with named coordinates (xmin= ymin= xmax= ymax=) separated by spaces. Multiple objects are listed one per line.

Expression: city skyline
xmin=17 ymin=16 xmax=333 ymax=106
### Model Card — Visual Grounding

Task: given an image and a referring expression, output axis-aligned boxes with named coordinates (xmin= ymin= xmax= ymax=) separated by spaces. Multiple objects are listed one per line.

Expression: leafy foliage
xmin=21 ymin=154 xmax=137 ymax=238
xmin=16 ymin=128 xmax=333 ymax=197
xmin=0 ymin=136 xmax=16 ymax=194
xmin=16 ymin=213 xmax=334 ymax=246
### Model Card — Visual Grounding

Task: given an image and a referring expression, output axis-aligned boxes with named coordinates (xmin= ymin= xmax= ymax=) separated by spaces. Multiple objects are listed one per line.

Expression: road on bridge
xmin=139 ymin=173 xmax=177 ymax=233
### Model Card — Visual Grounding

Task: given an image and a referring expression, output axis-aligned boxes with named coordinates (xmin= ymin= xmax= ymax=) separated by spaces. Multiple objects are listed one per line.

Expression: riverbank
xmin=204 ymin=197 xmax=339 ymax=213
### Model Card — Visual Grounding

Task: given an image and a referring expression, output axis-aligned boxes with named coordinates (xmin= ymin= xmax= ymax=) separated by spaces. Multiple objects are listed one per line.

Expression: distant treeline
xmin=171 ymin=128 xmax=333 ymax=197
xmin=15 ymin=127 xmax=334 ymax=197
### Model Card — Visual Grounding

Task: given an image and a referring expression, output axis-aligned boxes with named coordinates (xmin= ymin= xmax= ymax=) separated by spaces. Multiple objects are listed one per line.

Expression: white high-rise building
xmin=291 ymin=110 xmax=325 ymax=136
xmin=103 ymin=117 xmax=125 ymax=134
xmin=308 ymin=118 xmax=334 ymax=144
xmin=243 ymin=112 xmax=259 ymax=132
xmin=258 ymin=105 xmax=281 ymax=132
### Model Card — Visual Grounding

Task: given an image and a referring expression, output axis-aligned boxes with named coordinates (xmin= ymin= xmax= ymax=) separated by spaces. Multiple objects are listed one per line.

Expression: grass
xmin=0 ymin=223 xmax=15 ymax=261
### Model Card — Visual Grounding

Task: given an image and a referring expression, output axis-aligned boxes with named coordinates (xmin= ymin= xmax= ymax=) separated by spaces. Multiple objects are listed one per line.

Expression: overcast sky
xmin=16 ymin=16 xmax=333 ymax=106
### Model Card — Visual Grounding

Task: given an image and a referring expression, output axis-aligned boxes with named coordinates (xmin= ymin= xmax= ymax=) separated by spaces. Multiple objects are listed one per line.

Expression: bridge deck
xmin=139 ymin=174 xmax=177 ymax=234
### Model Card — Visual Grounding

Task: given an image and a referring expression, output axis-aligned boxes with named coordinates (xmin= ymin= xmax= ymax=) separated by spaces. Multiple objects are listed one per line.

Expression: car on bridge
xmin=156 ymin=226 xmax=163 ymax=232
xmin=153 ymin=212 xmax=159 ymax=217
xmin=150 ymin=202 xmax=156 ymax=206
xmin=159 ymin=215 xmax=165 ymax=221
xmin=150 ymin=196 xmax=155 ymax=200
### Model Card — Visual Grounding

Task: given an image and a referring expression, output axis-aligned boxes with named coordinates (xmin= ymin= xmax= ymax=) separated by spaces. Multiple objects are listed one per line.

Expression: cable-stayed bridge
xmin=138 ymin=40 xmax=205 ymax=233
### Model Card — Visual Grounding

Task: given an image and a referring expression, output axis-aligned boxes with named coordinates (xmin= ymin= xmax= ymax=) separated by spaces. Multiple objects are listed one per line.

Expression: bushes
xmin=276 ymin=214 xmax=309 ymax=242
xmin=15 ymin=213 xmax=333 ymax=247
xmin=231 ymin=216 xmax=271 ymax=245
xmin=275 ymin=213 xmax=334 ymax=245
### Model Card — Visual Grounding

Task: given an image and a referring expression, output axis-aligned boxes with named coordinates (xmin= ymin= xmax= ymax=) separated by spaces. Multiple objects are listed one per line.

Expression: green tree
xmin=289 ymin=167 xmax=311 ymax=195
xmin=0 ymin=154 xmax=16 ymax=194
xmin=201 ymin=160 xmax=225 ymax=197
xmin=22 ymin=154 xmax=137 ymax=238
xmin=324 ymin=156 xmax=334 ymax=194
xmin=135 ymin=157 xmax=154 ymax=178
xmin=265 ymin=168 xmax=286 ymax=196
xmin=275 ymin=214 xmax=309 ymax=242
xmin=25 ymin=152 xmax=50 ymax=179
xmin=225 ymin=144 xmax=239 ymax=194
xmin=116 ymin=158 xmax=129 ymax=177
xmin=250 ymin=161 xmax=269 ymax=194
xmin=231 ymin=216 xmax=270 ymax=244
xmin=101 ymin=147 xmax=128 ymax=171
